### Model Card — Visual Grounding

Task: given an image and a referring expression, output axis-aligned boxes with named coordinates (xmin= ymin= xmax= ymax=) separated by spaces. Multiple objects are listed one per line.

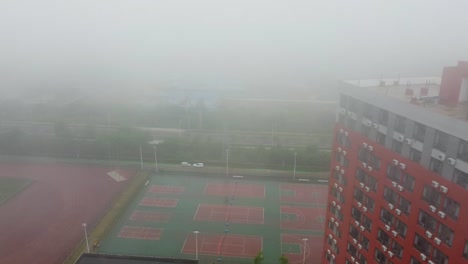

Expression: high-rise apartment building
xmin=322 ymin=62 xmax=468 ymax=264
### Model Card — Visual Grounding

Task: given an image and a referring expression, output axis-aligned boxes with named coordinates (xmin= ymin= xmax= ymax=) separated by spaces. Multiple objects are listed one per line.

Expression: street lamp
xmin=293 ymin=152 xmax=297 ymax=182
xmin=302 ymin=237 xmax=309 ymax=264
xmin=193 ymin=230 xmax=200 ymax=260
xmin=82 ymin=223 xmax=90 ymax=253
xmin=153 ymin=145 xmax=158 ymax=172
xmin=226 ymin=149 xmax=229 ymax=178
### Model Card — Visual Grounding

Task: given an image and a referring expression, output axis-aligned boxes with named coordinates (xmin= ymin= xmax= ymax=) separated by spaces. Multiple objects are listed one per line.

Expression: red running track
xmin=194 ymin=204 xmax=264 ymax=224
xmin=0 ymin=163 xmax=135 ymax=264
xmin=182 ymin=233 xmax=262 ymax=258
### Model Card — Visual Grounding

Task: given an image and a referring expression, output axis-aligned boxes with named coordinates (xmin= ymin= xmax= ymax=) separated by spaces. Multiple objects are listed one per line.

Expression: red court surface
xmin=139 ymin=197 xmax=179 ymax=207
xmin=281 ymin=234 xmax=323 ymax=264
xmin=204 ymin=183 xmax=265 ymax=199
xmin=280 ymin=183 xmax=328 ymax=204
xmin=281 ymin=206 xmax=326 ymax=231
xmin=148 ymin=185 xmax=185 ymax=194
xmin=130 ymin=210 xmax=171 ymax=222
xmin=194 ymin=204 xmax=264 ymax=224
xmin=118 ymin=226 xmax=163 ymax=240
xmin=182 ymin=233 xmax=262 ymax=258
xmin=0 ymin=163 xmax=135 ymax=264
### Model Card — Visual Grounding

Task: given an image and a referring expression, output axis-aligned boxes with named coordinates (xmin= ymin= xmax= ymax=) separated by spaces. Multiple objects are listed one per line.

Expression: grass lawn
xmin=0 ymin=177 xmax=32 ymax=205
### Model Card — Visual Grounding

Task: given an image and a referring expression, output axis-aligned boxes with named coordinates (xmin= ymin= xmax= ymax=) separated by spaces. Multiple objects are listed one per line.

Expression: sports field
xmin=99 ymin=174 xmax=327 ymax=264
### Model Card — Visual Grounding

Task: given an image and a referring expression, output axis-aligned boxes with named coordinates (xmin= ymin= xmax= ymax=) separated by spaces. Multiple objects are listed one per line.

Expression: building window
xmin=365 ymin=196 xmax=375 ymax=212
xmin=432 ymin=248 xmax=449 ymax=264
xmin=453 ymin=168 xmax=468 ymax=189
xmin=392 ymin=139 xmax=403 ymax=154
xmin=422 ymin=185 xmax=441 ymax=207
xmin=335 ymin=152 xmax=349 ymax=168
xmin=402 ymin=173 xmax=415 ymax=192
xmin=379 ymin=110 xmax=388 ymax=125
xmin=395 ymin=115 xmax=406 ymax=133
xmin=410 ymin=148 xmax=422 ymax=162
xmin=392 ymin=241 xmax=404 ymax=259
xmin=458 ymin=139 xmax=468 ymax=163
xmin=354 ymin=188 xmax=364 ymax=203
xmin=434 ymin=130 xmax=448 ymax=152
xmin=361 ymin=124 xmax=371 ymax=138
xmin=351 ymin=207 xmax=362 ymax=222
xmin=383 ymin=187 xmax=398 ymax=204
xmin=368 ymin=176 xmax=377 ymax=192
xmin=417 ymin=210 xmax=437 ymax=233
xmin=361 ymin=235 xmax=369 ymax=251
xmin=337 ymin=132 xmax=351 ymax=148
xmin=414 ymin=234 xmax=432 ymax=256
xmin=363 ymin=216 xmax=372 ymax=231
xmin=387 ymin=164 xmax=402 ymax=182
xmin=429 ymin=158 xmax=443 ymax=174
xmin=348 ymin=243 xmax=357 ymax=257
xmin=374 ymin=249 xmax=388 ymax=264
xmin=398 ymin=197 xmax=411 ymax=215
xmin=443 ymin=197 xmax=460 ymax=220
xmin=347 ymin=118 xmax=356 ymax=131
xmin=369 ymin=154 xmax=381 ymax=170
xmin=377 ymin=132 xmax=386 ymax=145
xmin=377 ymin=229 xmax=391 ymax=247
xmin=380 ymin=208 xmax=394 ymax=226
xmin=464 ymin=240 xmax=468 ymax=259
xmin=413 ymin=122 xmax=426 ymax=142
xmin=437 ymin=223 xmax=454 ymax=247
xmin=350 ymin=225 xmax=359 ymax=239
xmin=395 ymin=219 xmax=407 ymax=238
xmin=410 ymin=257 xmax=421 ymax=264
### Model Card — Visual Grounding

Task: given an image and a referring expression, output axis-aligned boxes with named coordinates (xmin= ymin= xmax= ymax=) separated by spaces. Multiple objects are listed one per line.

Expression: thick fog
xmin=1 ymin=0 xmax=468 ymax=96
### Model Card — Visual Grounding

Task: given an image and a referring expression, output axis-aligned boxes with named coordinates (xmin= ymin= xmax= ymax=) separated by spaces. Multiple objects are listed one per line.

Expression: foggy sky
xmin=1 ymin=0 xmax=468 ymax=94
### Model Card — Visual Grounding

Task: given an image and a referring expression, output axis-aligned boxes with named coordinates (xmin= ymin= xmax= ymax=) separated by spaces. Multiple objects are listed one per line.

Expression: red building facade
xmin=321 ymin=88 xmax=468 ymax=264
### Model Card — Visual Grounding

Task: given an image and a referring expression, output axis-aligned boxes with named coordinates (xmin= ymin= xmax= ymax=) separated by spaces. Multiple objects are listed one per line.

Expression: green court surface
xmin=98 ymin=173 xmax=326 ymax=264
xmin=0 ymin=177 xmax=32 ymax=205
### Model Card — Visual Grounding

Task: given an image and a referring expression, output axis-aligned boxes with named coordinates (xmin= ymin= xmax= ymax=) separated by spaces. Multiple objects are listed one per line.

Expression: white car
xmin=181 ymin=162 xmax=191 ymax=167
xmin=193 ymin=163 xmax=204 ymax=168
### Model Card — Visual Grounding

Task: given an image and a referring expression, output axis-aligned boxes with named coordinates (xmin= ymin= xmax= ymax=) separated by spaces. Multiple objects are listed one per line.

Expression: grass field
xmin=98 ymin=173 xmax=327 ymax=264
xmin=0 ymin=177 xmax=32 ymax=205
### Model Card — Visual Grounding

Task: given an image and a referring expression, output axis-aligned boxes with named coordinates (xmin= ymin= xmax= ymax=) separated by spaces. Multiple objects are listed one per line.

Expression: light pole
xmin=139 ymin=145 xmax=143 ymax=170
xmin=302 ymin=237 xmax=309 ymax=264
xmin=82 ymin=223 xmax=90 ymax=253
xmin=193 ymin=230 xmax=200 ymax=260
xmin=293 ymin=152 xmax=297 ymax=182
xmin=226 ymin=149 xmax=229 ymax=178
xmin=153 ymin=145 xmax=158 ymax=172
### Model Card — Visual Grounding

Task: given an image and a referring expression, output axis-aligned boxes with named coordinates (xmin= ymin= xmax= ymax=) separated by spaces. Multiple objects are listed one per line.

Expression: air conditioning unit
xmin=365 ymin=186 xmax=370 ymax=192
xmin=392 ymin=159 xmax=399 ymax=165
xmin=364 ymin=120 xmax=372 ymax=127
xmin=437 ymin=211 xmax=446 ymax=219
xmin=332 ymin=201 xmax=336 ymax=206
xmin=392 ymin=230 xmax=398 ymax=237
xmin=332 ymin=239 xmax=337 ymax=244
xmin=388 ymin=251 xmax=394 ymax=258
xmin=333 ymin=183 xmax=338 ymax=188
xmin=367 ymin=166 xmax=373 ymax=172
xmin=339 ymin=129 xmax=344 ymax=134
xmin=399 ymin=163 xmax=406 ymax=170
xmin=434 ymin=237 xmax=441 ymax=245
xmin=337 ymin=147 xmax=342 ymax=152
xmin=429 ymin=205 xmax=437 ymax=212
xmin=340 ymin=169 xmax=345 ymax=174
xmin=391 ymin=181 xmax=398 ymax=187
xmin=338 ymin=187 xmax=343 ymax=193
xmin=405 ymin=138 xmax=412 ymax=145
xmin=357 ymin=202 xmax=362 ymax=208
xmin=385 ymin=225 xmax=391 ymax=231
xmin=355 ymin=220 xmax=360 ymax=226
xmin=438 ymin=153 xmax=446 ymax=161
xmin=368 ymin=145 xmax=374 ymax=151
xmin=363 ymin=207 xmax=368 ymax=212
xmin=397 ymin=135 xmax=405 ymax=142
xmin=331 ymin=254 xmax=335 ymax=260
xmin=420 ymin=253 xmax=427 ymax=261
xmin=344 ymin=131 xmax=349 ymax=137
xmin=360 ymin=225 xmax=365 ymax=231
xmin=350 ymin=256 xmax=356 ymax=262
xmin=428 ymin=261 xmax=435 ymax=264
xmin=395 ymin=209 xmax=402 ymax=215
xmin=359 ymin=183 xmax=365 ymax=188
xmin=336 ymin=205 xmax=341 ymax=211
xmin=425 ymin=231 xmax=433 ymax=238
xmin=372 ymin=123 xmax=379 ymax=128
xmin=352 ymin=239 xmax=358 ymax=245
xmin=448 ymin=158 xmax=456 ymax=165
xmin=328 ymin=234 xmax=333 ymax=239
xmin=342 ymin=150 xmax=347 ymax=156
xmin=330 ymin=217 xmax=335 ymax=223
xmin=397 ymin=185 xmax=404 ymax=192
xmin=326 ymin=249 xmax=331 ymax=255
xmin=440 ymin=186 xmax=448 ymax=193
xmin=362 ymin=162 xmax=367 ymax=168
xmin=388 ymin=203 xmax=394 ymax=210
xmin=357 ymin=244 xmax=362 ymax=250
xmin=362 ymin=142 xmax=368 ymax=148
xmin=335 ymin=165 xmax=340 ymax=171
xmin=431 ymin=181 xmax=439 ymax=188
